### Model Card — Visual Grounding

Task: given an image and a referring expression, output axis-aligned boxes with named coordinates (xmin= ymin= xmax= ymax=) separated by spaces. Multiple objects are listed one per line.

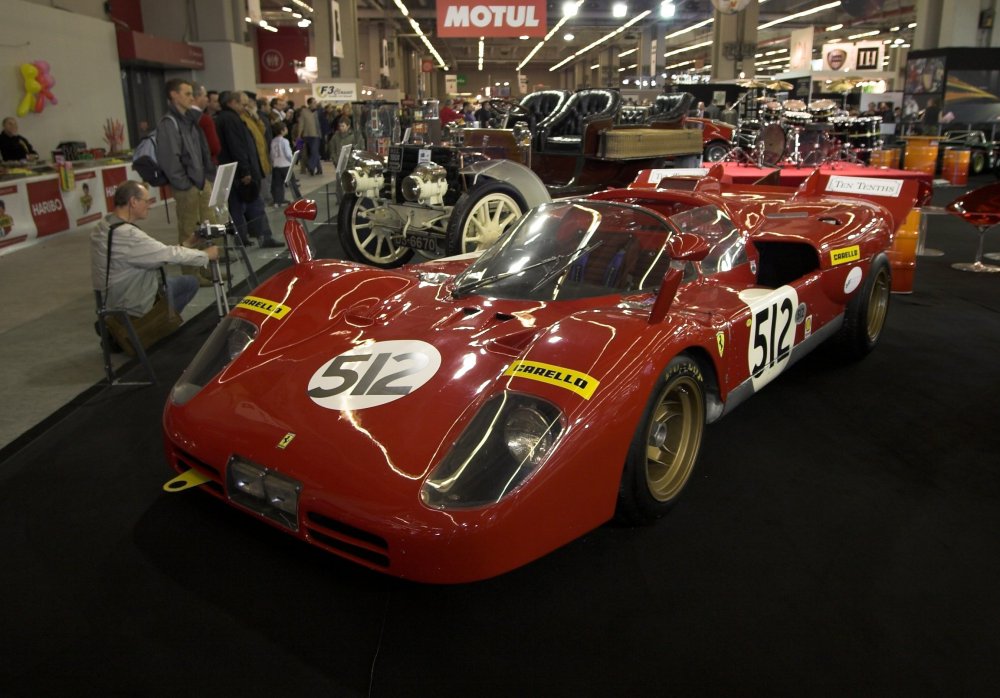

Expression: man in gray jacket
xmin=91 ymin=180 xmax=219 ymax=320
xmin=155 ymin=78 xmax=217 ymax=283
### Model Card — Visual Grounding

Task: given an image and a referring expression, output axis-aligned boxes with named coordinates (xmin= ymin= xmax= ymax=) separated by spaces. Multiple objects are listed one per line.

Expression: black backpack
xmin=131 ymin=113 xmax=178 ymax=186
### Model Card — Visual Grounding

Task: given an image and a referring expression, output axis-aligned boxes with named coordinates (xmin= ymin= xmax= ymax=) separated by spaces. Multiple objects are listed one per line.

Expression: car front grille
xmin=304 ymin=510 xmax=390 ymax=568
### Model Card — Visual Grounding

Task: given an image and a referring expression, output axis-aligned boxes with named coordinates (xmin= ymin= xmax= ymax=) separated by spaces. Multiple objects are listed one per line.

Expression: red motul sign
xmin=437 ymin=0 xmax=547 ymax=38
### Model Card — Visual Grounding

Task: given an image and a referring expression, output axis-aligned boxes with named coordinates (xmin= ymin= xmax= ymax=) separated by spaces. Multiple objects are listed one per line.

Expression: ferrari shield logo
xmin=277 ymin=433 xmax=296 ymax=449
xmin=716 ymin=331 xmax=725 ymax=358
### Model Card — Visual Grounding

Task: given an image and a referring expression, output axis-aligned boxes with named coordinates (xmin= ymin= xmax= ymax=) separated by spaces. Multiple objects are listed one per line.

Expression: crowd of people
xmin=91 ymin=80 xmax=371 ymax=353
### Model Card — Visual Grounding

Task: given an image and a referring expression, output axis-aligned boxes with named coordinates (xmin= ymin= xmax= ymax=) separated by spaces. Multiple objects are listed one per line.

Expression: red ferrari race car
xmin=162 ymin=167 xmax=921 ymax=583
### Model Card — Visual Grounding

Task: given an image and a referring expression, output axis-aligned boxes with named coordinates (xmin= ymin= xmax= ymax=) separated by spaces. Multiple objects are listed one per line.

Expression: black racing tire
xmin=970 ymin=149 xmax=987 ymax=176
xmin=704 ymin=140 xmax=732 ymax=163
xmin=838 ymin=253 xmax=891 ymax=359
xmin=616 ymin=355 xmax=706 ymax=526
xmin=337 ymin=193 xmax=413 ymax=268
xmin=445 ymin=180 xmax=527 ymax=257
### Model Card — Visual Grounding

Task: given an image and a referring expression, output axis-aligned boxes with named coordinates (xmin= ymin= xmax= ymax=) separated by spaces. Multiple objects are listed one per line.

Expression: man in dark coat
xmin=215 ymin=90 xmax=282 ymax=248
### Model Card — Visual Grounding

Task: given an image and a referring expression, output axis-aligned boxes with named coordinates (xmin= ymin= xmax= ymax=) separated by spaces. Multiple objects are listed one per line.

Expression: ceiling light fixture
xmin=660 ymin=1 xmax=675 ymax=19
xmin=518 ymin=0 xmax=583 ymax=71
xmin=618 ymin=48 xmax=637 ymax=58
xmin=394 ymin=1 xmax=447 ymax=69
xmin=562 ymin=1 xmax=579 ymax=18
xmin=613 ymin=3 xmax=628 ymax=18
xmin=825 ymin=23 xmax=843 ymax=31
xmin=664 ymin=18 xmax=713 ymax=42
xmin=758 ymin=1 xmax=842 ymax=31
xmin=664 ymin=40 xmax=712 ymax=59
xmin=550 ymin=9 xmax=652 ymax=71
xmin=848 ymin=29 xmax=880 ymax=39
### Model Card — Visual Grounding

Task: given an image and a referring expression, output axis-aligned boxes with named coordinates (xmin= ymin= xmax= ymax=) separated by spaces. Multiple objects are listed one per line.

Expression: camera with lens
xmin=196 ymin=221 xmax=236 ymax=239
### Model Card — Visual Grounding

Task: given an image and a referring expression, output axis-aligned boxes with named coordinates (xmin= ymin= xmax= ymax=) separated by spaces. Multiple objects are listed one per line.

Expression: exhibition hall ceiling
xmin=259 ymin=0 xmax=919 ymax=77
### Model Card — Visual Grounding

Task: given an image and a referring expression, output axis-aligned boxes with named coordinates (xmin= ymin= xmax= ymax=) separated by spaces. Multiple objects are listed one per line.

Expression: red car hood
xmin=164 ymin=260 xmax=657 ymax=509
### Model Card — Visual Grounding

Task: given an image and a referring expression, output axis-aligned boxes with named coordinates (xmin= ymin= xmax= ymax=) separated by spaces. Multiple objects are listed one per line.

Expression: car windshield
xmin=451 ymin=201 xmax=675 ymax=301
xmin=667 ymin=205 xmax=746 ymax=275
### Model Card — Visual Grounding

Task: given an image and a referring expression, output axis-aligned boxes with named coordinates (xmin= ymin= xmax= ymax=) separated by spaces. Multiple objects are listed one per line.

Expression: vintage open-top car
xmin=162 ymin=167 xmax=921 ymax=583
xmin=337 ymin=89 xmax=703 ymax=268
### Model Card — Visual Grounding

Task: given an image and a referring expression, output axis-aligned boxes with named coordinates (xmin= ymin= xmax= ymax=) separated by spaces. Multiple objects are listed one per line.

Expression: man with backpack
xmin=154 ymin=78 xmax=218 ymax=285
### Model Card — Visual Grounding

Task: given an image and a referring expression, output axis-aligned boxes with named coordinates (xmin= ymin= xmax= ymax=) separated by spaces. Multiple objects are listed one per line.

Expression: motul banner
xmin=437 ymin=0 xmax=546 ymax=38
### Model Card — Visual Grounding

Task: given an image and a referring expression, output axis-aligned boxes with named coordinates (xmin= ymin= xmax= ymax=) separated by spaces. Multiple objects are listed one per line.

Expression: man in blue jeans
xmin=215 ymin=90 xmax=284 ymax=248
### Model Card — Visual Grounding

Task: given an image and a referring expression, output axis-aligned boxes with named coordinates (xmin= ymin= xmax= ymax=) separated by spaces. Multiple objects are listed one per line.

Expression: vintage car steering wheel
xmin=487 ymin=99 xmax=528 ymax=124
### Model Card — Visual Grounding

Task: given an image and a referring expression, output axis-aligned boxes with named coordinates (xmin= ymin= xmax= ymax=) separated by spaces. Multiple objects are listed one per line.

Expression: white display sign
xmin=822 ymin=42 xmax=856 ymax=72
xmin=826 ymin=176 xmax=903 ymax=198
xmin=788 ymin=27 xmax=814 ymax=72
xmin=314 ymin=82 xmax=358 ymax=102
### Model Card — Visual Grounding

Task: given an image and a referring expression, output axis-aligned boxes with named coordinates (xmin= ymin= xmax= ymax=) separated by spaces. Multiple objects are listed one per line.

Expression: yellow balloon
xmin=17 ymin=92 xmax=33 ymax=117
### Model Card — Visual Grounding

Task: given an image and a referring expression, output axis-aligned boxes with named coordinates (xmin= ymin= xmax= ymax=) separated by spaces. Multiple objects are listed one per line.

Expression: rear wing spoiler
xmin=791 ymin=169 xmax=922 ymax=234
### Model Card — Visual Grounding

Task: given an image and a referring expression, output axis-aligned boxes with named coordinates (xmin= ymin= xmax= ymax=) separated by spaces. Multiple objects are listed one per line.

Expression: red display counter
xmin=0 ymin=160 xmax=167 ymax=256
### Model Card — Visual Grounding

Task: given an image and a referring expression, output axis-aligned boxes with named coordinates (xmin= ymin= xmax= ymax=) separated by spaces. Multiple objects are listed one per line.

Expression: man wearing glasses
xmin=91 ymin=180 xmax=219 ymax=322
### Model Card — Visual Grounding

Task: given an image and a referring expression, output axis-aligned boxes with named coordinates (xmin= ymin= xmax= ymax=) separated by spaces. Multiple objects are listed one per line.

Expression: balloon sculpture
xmin=18 ymin=60 xmax=58 ymax=117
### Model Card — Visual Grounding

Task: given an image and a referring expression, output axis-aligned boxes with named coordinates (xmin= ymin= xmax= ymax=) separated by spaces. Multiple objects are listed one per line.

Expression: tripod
xmin=196 ymin=218 xmax=260 ymax=318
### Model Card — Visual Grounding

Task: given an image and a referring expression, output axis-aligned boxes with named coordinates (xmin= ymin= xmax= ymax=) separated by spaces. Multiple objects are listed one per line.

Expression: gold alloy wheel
xmin=645 ymin=375 xmax=704 ymax=502
xmin=866 ymin=266 xmax=891 ymax=342
xmin=460 ymin=192 xmax=522 ymax=252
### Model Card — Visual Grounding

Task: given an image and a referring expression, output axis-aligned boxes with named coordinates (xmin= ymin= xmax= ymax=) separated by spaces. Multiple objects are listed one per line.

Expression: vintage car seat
xmin=518 ymin=90 xmax=571 ymax=131
xmin=539 ymin=88 xmax=622 ymax=154
xmin=945 ymin=181 xmax=1000 ymax=272
xmin=647 ymin=92 xmax=695 ymax=126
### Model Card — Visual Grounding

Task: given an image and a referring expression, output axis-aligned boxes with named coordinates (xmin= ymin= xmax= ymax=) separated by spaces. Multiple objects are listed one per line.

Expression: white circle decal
xmin=844 ymin=266 xmax=863 ymax=295
xmin=307 ymin=340 xmax=441 ymax=410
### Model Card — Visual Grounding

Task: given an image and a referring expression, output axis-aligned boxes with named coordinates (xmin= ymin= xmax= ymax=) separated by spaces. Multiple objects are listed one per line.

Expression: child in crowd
xmin=269 ymin=122 xmax=293 ymax=206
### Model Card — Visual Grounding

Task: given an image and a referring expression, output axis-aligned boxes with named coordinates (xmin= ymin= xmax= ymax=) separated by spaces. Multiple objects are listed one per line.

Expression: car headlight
xmin=420 ymin=392 xmax=562 ymax=509
xmin=170 ymin=316 xmax=258 ymax=405
xmin=401 ymin=162 xmax=448 ymax=206
xmin=341 ymin=155 xmax=384 ymax=196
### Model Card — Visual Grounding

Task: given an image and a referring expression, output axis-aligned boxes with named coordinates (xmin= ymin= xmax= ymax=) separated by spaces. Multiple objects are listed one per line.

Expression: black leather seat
xmin=647 ymin=92 xmax=694 ymax=125
xmin=540 ymin=89 xmax=622 ymax=154
xmin=519 ymin=90 xmax=570 ymax=131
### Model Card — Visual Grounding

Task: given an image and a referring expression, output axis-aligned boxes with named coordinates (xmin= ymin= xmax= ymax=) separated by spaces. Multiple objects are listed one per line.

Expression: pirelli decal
xmin=830 ymin=245 xmax=860 ymax=266
xmin=237 ymin=295 xmax=291 ymax=319
xmin=503 ymin=360 xmax=599 ymax=399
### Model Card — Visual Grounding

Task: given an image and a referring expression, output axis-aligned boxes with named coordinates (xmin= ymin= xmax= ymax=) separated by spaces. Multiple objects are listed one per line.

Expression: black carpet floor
xmin=2 ymin=188 xmax=999 ymax=697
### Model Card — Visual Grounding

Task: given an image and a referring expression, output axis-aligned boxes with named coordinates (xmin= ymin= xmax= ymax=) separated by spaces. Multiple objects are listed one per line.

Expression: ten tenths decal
xmin=237 ymin=295 xmax=291 ymax=319
xmin=826 ymin=176 xmax=903 ymax=198
xmin=308 ymin=340 xmax=442 ymax=410
xmin=829 ymin=245 xmax=861 ymax=266
xmin=504 ymin=360 xmax=599 ymax=399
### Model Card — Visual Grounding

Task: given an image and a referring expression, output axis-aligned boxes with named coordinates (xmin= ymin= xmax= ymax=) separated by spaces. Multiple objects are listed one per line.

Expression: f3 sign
xmin=437 ymin=0 xmax=547 ymax=38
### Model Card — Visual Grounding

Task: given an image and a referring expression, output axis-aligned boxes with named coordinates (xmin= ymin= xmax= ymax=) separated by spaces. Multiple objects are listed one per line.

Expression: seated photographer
xmin=91 ymin=180 xmax=219 ymax=330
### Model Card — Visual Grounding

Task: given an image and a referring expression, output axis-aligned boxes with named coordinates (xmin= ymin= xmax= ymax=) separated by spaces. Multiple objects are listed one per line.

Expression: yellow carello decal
xmin=503 ymin=360 xmax=599 ymax=400
xmin=830 ymin=245 xmax=861 ymax=266
xmin=237 ymin=295 xmax=292 ymax=319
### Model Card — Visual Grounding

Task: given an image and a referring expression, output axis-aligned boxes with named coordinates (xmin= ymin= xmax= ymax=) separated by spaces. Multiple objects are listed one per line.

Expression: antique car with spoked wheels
xmin=162 ymin=166 xmax=922 ymax=583
xmin=337 ymin=88 xmax=703 ymax=268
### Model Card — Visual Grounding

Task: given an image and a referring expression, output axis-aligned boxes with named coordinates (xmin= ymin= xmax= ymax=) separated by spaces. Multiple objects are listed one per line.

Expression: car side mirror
xmin=668 ymin=231 xmax=710 ymax=262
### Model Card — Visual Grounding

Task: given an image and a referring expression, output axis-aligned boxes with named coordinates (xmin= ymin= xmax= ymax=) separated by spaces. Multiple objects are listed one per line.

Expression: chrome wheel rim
xmin=460 ymin=193 xmax=521 ymax=253
xmin=645 ymin=376 xmax=704 ymax=502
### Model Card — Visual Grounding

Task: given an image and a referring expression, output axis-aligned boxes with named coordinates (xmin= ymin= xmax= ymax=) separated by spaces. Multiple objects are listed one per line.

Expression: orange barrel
xmin=903 ymin=137 xmax=939 ymax=176
xmin=869 ymin=148 xmax=900 ymax=169
xmin=941 ymin=147 xmax=970 ymax=186
xmin=888 ymin=209 xmax=920 ymax=293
